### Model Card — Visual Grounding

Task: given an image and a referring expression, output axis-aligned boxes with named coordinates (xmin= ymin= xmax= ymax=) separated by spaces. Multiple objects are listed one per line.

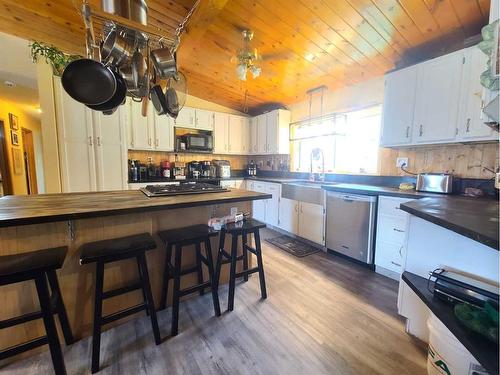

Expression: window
xmin=291 ymin=105 xmax=381 ymax=174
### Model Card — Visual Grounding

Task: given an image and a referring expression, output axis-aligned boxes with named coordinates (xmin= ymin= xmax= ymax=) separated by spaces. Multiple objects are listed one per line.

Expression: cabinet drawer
xmin=376 ymin=215 xmax=408 ymax=244
xmin=378 ymin=196 xmax=413 ymax=218
xmin=375 ymin=240 xmax=404 ymax=273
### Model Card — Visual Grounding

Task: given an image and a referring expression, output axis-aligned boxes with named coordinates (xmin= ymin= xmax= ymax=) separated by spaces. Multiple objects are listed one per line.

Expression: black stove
xmin=140 ymin=182 xmax=229 ymax=197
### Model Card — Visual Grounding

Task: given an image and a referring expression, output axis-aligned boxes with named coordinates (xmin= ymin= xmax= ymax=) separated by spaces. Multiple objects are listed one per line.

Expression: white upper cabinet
xmin=380 ymin=66 xmax=417 ymax=146
xmin=250 ymin=118 xmax=258 ymax=154
xmin=228 ymin=115 xmax=249 ymax=154
xmin=412 ymin=50 xmax=463 ymax=144
xmin=128 ymin=99 xmax=154 ymax=150
xmin=381 ymin=46 xmax=496 ymax=147
xmin=174 ymin=107 xmax=214 ymax=130
xmin=257 ymin=114 xmax=267 ymax=154
xmin=174 ymin=107 xmax=196 ymax=128
xmin=153 ymin=112 xmax=174 ymax=151
xmin=195 ymin=109 xmax=214 ymax=130
xmin=458 ymin=46 xmax=497 ymax=141
xmin=213 ymin=112 xmax=229 ymax=154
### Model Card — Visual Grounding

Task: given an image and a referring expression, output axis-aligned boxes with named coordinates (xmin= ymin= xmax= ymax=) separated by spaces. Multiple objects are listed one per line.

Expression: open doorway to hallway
xmin=0 ymin=120 xmax=13 ymax=196
xmin=21 ymin=128 xmax=37 ymax=194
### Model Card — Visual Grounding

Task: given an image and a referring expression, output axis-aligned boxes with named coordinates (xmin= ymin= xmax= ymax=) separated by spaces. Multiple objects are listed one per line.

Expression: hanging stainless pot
xmin=101 ymin=28 xmax=133 ymax=67
xmin=150 ymin=47 xmax=177 ymax=79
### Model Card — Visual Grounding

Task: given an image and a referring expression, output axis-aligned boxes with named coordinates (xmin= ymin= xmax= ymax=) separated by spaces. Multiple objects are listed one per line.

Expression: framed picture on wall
xmin=8 ymin=113 xmax=18 ymax=130
xmin=12 ymin=148 xmax=23 ymax=175
xmin=11 ymin=130 xmax=19 ymax=146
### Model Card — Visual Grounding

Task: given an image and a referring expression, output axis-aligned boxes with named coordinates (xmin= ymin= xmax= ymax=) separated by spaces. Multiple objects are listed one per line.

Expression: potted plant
xmin=30 ymin=41 xmax=81 ymax=76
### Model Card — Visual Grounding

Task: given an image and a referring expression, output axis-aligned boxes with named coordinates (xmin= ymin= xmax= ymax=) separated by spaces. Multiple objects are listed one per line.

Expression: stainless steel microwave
xmin=175 ymin=131 xmax=213 ymax=153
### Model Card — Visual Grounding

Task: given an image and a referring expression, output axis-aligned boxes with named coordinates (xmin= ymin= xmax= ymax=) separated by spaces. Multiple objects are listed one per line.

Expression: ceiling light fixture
xmin=232 ymin=30 xmax=262 ymax=81
xmin=4 ymin=80 xmax=15 ymax=88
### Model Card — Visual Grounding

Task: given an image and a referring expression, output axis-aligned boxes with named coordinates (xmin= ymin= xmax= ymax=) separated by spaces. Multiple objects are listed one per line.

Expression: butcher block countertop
xmin=0 ymin=189 xmax=271 ymax=228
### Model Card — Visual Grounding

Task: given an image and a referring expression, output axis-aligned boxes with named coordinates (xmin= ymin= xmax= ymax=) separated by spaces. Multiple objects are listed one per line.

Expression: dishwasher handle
xmin=327 ymin=191 xmax=377 ymax=203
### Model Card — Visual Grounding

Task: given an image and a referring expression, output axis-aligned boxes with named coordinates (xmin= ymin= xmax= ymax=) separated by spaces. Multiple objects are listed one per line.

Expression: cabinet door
xmin=265 ymin=183 xmax=280 ymax=227
xmin=375 ymin=240 xmax=404 ymax=274
xmin=413 ymin=51 xmax=463 ymax=143
xmin=213 ymin=112 xmax=229 ymax=154
xmin=220 ymin=180 xmax=237 ymax=188
xmin=380 ymin=67 xmax=417 ymax=146
xmin=129 ymin=99 xmax=154 ymax=150
xmin=154 ymin=113 xmax=174 ymax=151
xmin=251 ymin=181 xmax=267 ymax=222
xmin=228 ymin=114 xmax=243 ymax=154
xmin=298 ymin=202 xmax=324 ymax=245
xmin=250 ymin=118 xmax=258 ymax=154
xmin=195 ymin=109 xmax=214 ymax=130
xmin=257 ymin=114 xmax=267 ymax=154
xmin=241 ymin=118 xmax=251 ymax=154
xmin=175 ymin=107 xmax=196 ymax=128
xmin=458 ymin=47 xmax=495 ymax=140
xmin=93 ymin=108 xmax=127 ymax=191
xmin=54 ymin=79 xmax=97 ymax=192
xmin=279 ymin=197 xmax=299 ymax=234
xmin=266 ymin=111 xmax=279 ymax=154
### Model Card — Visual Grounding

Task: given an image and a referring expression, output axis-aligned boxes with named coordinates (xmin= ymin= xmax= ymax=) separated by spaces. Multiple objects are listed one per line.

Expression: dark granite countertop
xmin=400 ymin=196 xmax=499 ymax=250
xmin=320 ymin=183 xmax=443 ymax=199
xmin=0 ymin=190 xmax=271 ymax=228
xmin=402 ymin=272 xmax=499 ymax=375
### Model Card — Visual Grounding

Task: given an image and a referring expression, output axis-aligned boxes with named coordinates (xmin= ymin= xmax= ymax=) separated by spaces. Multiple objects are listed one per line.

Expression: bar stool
xmin=0 ymin=247 xmax=74 ymax=375
xmin=79 ymin=233 xmax=161 ymax=373
xmin=158 ymin=224 xmax=221 ymax=336
xmin=214 ymin=218 xmax=267 ymax=311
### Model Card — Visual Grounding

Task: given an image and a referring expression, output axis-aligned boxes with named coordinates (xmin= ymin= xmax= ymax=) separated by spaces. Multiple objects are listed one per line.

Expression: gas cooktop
xmin=140 ymin=182 xmax=229 ymax=197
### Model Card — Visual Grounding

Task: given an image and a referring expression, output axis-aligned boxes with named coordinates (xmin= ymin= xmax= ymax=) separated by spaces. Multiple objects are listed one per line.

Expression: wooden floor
xmin=1 ymin=229 xmax=427 ymax=375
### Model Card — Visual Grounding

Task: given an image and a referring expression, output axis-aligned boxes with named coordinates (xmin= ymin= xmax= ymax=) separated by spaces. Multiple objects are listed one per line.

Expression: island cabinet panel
xmin=0 ymin=201 xmax=252 ymax=360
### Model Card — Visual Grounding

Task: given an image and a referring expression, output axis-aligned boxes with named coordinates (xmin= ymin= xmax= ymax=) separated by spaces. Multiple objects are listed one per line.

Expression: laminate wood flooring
xmin=1 ymin=229 xmax=427 ymax=375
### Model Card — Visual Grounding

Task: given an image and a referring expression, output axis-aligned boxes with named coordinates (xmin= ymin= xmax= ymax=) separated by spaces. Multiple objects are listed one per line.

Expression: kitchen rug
xmin=266 ymin=235 xmax=321 ymax=258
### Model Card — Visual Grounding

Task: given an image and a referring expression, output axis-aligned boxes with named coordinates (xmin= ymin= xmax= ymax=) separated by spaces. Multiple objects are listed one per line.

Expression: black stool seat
xmin=0 ymin=247 xmax=67 ymax=281
xmin=223 ymin=218 xmax=266 ymax=234
xmin=158 ymin=224 xmax=221 ymax=336
xmin=215 ymin=218 xmax=267 ymax=312
xmin=0 ymin=247 xmax=74 ymax=375
xmin=80 ymin=233 xmax=156 ymax=264
xmin=80 ymin=233 xmax=160 ymax=373
xmin=158 ymin=224 xmax=218 ymax=245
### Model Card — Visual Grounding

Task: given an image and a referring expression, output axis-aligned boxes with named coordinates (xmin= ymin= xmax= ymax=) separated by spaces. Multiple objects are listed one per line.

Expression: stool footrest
xmin=179 ymin=281 xmax=211 ymax=298
xmin=236 ymin=267 xmax=259 ymax=279
xmin=101 ymin=303 xmax=146 ymax=325
xmin=0 ymin=310 xmax=44 ymax=329
xmin=243 ymin=244 xmax=257 ymax=255
xmin=179 ymin=265 xmax=200 ymax=276
xmin=102 ymin=282 xmax=142 ymax=300
xmin=0 ymin=336 xmax=48 ymax=360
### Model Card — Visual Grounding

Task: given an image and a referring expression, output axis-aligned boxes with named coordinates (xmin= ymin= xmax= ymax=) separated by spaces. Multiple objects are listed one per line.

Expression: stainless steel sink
xmin=281 ymin=182 xmax=332 ymax=206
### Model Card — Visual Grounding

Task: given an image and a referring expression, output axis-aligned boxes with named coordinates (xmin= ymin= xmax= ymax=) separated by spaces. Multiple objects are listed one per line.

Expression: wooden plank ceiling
xmin=0 ymin=0 xmax=490 ymax=114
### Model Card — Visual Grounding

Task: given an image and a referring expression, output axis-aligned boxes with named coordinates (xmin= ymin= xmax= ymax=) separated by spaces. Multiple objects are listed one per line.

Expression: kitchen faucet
xmin=309 ymin=148 xmax=325 ymax=182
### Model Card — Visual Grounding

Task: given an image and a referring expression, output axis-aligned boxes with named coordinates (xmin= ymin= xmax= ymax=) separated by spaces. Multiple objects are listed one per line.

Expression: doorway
xmin=0 ymin=121 xmax=12 ymax=195
xmin=21 ymin=128 xmax=38 ymax=194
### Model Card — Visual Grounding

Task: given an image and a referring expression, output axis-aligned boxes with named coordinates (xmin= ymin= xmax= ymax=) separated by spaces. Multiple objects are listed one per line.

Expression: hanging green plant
xmin=30 ymin=41 xmax=81 ymax=76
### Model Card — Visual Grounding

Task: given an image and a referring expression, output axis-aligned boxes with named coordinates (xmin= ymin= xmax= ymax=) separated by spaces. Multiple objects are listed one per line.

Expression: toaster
xmin=416 ymin=173 xmax=453 ymax=194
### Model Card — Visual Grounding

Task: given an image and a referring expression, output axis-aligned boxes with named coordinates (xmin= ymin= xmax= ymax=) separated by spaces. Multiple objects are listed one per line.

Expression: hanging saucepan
xmin=61 ymin=5 xmax=116 ymax=105
xmin=150 ymin=70 xmax=168 ymax=115
xmin=86 ymin=69 xmax=127 ymax=113
xmin=101 ymin=28 xmax=133 ymax=67
xmin=165 ymin=86 xmax=179 ymax=118
xmin=150 ymin=45 xmax=177 ymax=79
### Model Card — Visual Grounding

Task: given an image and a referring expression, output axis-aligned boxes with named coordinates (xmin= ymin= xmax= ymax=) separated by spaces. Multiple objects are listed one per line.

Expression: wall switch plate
xmin=396 ymin=157 xmax=409 ymax=168
xmin=230 ymin=207 xmax=238 ymax=216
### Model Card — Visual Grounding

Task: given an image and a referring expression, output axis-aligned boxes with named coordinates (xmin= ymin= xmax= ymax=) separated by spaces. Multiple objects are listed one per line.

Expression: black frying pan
xmin=150 ymin=84 xmax=168 ymax=115
xmin=62 ymin=59 xmax=117 ymax=106
xmin=86 ymin=69 xmax=127 ymax=112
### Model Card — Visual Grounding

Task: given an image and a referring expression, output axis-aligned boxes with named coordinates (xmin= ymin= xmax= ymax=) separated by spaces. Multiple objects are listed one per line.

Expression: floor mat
xmin=266 ymin=235 xmax=321 ymax=257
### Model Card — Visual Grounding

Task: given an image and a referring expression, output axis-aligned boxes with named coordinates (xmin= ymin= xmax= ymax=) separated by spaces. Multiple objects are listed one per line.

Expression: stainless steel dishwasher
xmin=326 ymin=191 xmax=377 ymax=264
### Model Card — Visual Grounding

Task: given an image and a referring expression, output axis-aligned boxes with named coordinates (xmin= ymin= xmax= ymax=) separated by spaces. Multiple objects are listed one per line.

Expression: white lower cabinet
xmin=375 ymin=196 xmax=414 ymax=280
xmin=278 ymin=198 xmax=325 ymax=245
xmin=54 ymin=78 xmax=127 ymax=193
xmin=247 ymin=181 xmax=280 ymax=226
xmin=220 ymin=179 xmax=245 ymax=189
xmin=297 ymin=201 xmax=325 ymax=245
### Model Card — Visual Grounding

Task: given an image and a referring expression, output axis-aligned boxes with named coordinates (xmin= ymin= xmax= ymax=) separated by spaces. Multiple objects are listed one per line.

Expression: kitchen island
xmin=0 ymin=188 xmax=271 ymax=357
